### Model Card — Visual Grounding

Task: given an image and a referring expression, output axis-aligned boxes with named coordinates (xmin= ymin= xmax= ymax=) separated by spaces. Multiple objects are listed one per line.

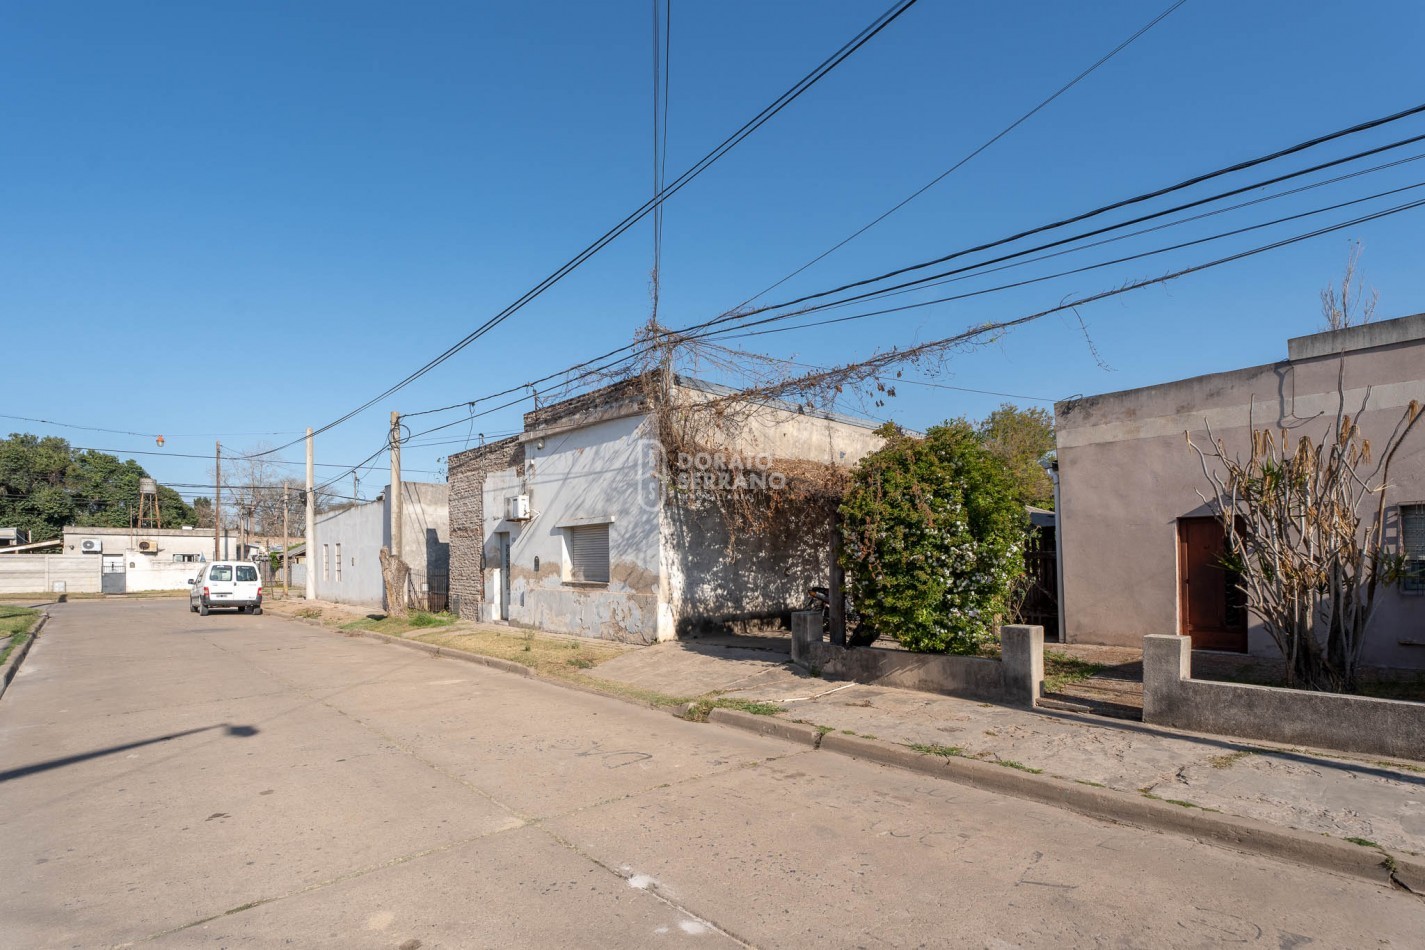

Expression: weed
xmin=815 ymin=724 xmax=833 ymax=736
xmin=1346 ymin=836 xmax=1381 ymax=849
xmin=405 ymin=611 xmax=453 ymax=629
xmin=685 ymin=698 xmax=786 ymax=722
xmin=841 ymin=729 xmax=856 ymax=735
xmin=995 ymin=759 xmax=1043 ymax=774
xmin=565 ymin=657 xmax=595 ymax=669
xmin=910 ymin=743 xmax=965 ymax=759
xmin=295 ymin=607 xmax=323 ymax=620
xmin=1043 ymin=651 xmax=1107 ymax=693
xmin=1075 ymin=779 xmax=1107 ymax=788
xmin=1207 ymin=750 xmax=1252 ymax=769
xmin=0 ymin=631 xmax=31 ymax=667
xmin=0 ymin=606 xmax=38 ymax=638
xmin=1140 ymin=789 xmax=1215 ymax=811
xmin=1382 ymin=855 xmax=1399 ymax=873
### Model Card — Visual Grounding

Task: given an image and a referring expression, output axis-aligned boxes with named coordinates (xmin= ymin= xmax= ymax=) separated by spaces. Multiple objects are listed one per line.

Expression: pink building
xmin=1056 ymin=313 xmax=1425 ymax=670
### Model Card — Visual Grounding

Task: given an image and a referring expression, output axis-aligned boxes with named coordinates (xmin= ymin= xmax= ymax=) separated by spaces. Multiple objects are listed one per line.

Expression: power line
xmin=734 ymin=0 xmax=1191 ymax=310
xmin=0 ymin=413 xmax=300 ymax=440
xmin=244 ymin=0 xmax=922 ymax=459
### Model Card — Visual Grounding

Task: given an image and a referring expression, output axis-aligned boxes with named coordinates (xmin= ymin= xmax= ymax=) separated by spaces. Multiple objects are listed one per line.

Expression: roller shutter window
xmin=1404 ymin=505 xmax=1425 ymax=594
xmin=567 ymin=523 xmax=610 ymax=584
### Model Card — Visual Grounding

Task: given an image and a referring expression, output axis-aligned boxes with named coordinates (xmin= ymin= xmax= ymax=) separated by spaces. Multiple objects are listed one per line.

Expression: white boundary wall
xmin=0 ymin=555 xmax=102 ymax=594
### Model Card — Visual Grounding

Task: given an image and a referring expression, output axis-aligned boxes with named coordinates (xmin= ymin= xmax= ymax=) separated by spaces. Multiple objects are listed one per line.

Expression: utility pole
xmin=283 ymin=483 xmax=291 ymax=597
xmin=390 ymin=411 xmax=403 ymax=563
xmin=213 ymin=441 xmax=221 ymax=560
xmin=305 ymin=427 xmax=315 ymax=601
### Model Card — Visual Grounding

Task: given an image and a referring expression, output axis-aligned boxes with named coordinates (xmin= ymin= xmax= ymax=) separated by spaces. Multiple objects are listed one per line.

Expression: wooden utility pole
xmin=390 ymin=411 xmax=403 ymax=563
xmin=304 ymin=428 xmax=315 ymax=600
xmin=213 ymin=441 xmax=221 ymax=560
xmin=283 ymin=483 xmax=291 ymax=597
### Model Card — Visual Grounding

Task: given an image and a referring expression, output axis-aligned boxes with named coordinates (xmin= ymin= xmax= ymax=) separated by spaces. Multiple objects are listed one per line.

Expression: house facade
xmin=447 ymin=377 xmax=884 ymax=642
xmin=310 ymin=482 xmax=450 ymax=609
xmin=1055 ymin=313 xmax=1425 ymax=669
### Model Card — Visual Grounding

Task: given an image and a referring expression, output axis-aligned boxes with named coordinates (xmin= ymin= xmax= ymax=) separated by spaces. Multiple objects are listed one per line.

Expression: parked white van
xmin=189 ymin=561 xmax=263 ymax=616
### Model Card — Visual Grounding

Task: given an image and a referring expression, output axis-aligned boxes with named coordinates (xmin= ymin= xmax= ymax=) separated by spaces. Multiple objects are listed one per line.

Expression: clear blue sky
xmin=3 ymin=0 xmax=1423 ymax=501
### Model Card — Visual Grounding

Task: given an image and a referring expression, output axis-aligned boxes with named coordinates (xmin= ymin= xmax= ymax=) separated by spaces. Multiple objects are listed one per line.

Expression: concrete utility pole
xmin=389 ymin=411 xmax=403 ymax=563
xmin=283 ymin=484 xmax=291 ymax=597
xmin=305 ymin=427 xmax=315 ymax=601
xmin=213 ymin=441 xmax=221 ymax=560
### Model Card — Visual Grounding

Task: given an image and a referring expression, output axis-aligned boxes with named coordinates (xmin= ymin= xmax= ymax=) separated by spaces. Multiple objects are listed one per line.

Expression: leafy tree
xmin=840 ymin=421 xmax=1025 ymax=654
xmin=977 ymin=404 xmax=1055 ymax=509
xmin=0 ymin=433 xmax=196 ymax=540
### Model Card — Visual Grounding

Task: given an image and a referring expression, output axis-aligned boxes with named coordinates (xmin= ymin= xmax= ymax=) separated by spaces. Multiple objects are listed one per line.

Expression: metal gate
xmin=101 ymin=555 xmax=126 ymax=594
xmin=1019 ymin=527 xmax=1058 ymax=639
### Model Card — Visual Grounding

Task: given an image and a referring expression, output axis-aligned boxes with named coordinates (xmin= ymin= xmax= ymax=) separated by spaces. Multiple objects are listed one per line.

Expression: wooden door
xmin=1177 ymin=517 xmax=1247 ymax=652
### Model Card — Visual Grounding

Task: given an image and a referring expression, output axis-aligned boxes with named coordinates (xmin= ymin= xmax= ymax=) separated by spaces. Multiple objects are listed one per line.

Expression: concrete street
xmin=2 ymin=601 xmax=1423 ymax=948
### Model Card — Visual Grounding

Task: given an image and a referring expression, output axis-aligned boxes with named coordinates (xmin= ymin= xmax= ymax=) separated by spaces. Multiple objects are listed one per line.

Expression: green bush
xmin=840 ymin=421 xmax=1025 ymax=654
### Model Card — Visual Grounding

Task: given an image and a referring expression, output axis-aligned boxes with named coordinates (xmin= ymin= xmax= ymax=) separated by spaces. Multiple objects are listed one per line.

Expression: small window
xmin=210 ymin=565 xmax=233 ymax=582
xmin=322 ymin=544 xmax=330 ymax=580
xmin=335 ymin=543 xmax=342 ymax=581
xmin=566 ymin=523 xmax=610 ymax=584
xmin=236 ymin=565 xmax=259 ymax=583
xmin=1404 ymin=505 xmax=1425 ymax=594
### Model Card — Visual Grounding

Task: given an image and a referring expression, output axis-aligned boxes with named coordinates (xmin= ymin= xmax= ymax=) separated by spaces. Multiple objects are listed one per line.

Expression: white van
xmin=189 ymin=561 xmax=263 ymax=616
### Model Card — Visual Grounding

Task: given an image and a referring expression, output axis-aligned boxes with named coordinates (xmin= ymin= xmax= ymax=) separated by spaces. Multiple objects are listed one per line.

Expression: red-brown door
xmin=1177 ymin=517 xmax=1247 ymax=652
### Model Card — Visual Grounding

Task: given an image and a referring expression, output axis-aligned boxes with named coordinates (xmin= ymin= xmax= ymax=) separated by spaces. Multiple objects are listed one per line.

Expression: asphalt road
xmin=1 ymin=600 xmax=1422 ymax=948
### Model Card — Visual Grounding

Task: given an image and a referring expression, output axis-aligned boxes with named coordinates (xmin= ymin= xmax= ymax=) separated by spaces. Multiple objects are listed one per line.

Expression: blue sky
xmin=3 ymin=0 xmax=1424 ymax=501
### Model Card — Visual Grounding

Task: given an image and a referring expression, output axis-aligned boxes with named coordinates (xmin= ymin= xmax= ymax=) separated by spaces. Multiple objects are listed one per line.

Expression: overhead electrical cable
xmin=734 ymin=0 xmax=1191 ymax=309
xmin=243 ymin=0 xmax=922 ymax=460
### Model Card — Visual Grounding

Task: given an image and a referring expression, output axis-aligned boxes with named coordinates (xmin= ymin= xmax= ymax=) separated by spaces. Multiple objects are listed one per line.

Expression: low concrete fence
xmin=1143 ymin=634 xmax=1425 ymax=761
xmin=790 ymin=613 xmax=1044 ymax=707
xmin=0 ymin=555 xmax=101 ymax=594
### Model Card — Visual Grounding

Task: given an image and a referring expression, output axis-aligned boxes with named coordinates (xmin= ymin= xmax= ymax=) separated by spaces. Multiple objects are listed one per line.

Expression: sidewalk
xmin=594 ymin=640 xmax=1425 ymax=857
xmin=265 ymin=599 xmax=1425 ymax=861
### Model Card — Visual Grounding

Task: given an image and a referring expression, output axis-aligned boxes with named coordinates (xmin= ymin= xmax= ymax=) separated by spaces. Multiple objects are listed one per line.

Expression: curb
xmin=271 ymin=605 xmax=1420 ymax=892
xmin=719 ymin=728 xmax=1410 ymax=891
xmin=352 ymin=629 xmax=535 ymax=679
xmin=0 ymin=612 xmax=46 ymax=703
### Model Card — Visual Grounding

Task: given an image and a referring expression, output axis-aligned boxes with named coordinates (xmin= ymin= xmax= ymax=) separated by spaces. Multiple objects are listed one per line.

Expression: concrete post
xmin=304 ymin=428 xmax=315 ymax=601
xmin=1000 ymin=624 xmax=1044 ymax=707
xmin=1142 ymin=634 xmax=1191 ymax=725
xmin=790 ymin=610 xmax=823 ymax=664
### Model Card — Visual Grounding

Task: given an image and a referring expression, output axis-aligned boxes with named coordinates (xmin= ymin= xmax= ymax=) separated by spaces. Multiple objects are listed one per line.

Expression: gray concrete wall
xmin=1142 ymin=634 xmax=1425 ymax=760
xmin=447 ymin=438 xmax=524 ymax=620
xmin=0 ymin=555 xmax=102 ymax=594
xmin=311 ymin=498 xmax=386 ymax=608
xmin=483 ymin=413 xmax=664 ymax=642
xmin=1056 ymin=314 xmax=1425 ymax=668
xmin=791 ymin=620 xmax=1045 ymax=707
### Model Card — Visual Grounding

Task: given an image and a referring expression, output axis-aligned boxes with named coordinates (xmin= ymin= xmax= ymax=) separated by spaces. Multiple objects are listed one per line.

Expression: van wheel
xmin=199 ymin=603 xmax=209 ymax=617
xmin=252 ymin=605 xmax=263 ymax=616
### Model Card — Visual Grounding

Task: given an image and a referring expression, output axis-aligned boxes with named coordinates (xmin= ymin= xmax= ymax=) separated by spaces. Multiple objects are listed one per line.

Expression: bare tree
xmin=1320 ymin=241 xmax=1377 ymax=331
xmin=1189 ymin=395 xmax=1421 ymax=692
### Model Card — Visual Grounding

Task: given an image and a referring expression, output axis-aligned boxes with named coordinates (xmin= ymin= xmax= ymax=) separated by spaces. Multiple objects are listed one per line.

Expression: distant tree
xmin=0 ymin=433 xmax=196 ymax=540
xmin=840 ymin=421 xmax=1025 ymax=654
xmin=977 ymin=404 xmax=1056 ymax=509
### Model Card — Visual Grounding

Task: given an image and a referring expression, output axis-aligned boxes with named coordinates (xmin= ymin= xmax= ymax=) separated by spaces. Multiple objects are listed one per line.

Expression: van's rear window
xmin=236 ymin=565 xmax=258 ymax=582
xmin=210 ymin=566 xmax=233 ymax=581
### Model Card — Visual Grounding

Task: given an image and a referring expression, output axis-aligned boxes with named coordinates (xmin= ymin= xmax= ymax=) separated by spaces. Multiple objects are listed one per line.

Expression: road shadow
xmin=0 ymin=723 xmax=259 ymax=783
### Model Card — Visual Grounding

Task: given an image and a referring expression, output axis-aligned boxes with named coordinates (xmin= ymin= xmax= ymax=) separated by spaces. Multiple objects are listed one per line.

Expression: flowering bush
xmin=840 ymin=422 xmax=1025 ymax=654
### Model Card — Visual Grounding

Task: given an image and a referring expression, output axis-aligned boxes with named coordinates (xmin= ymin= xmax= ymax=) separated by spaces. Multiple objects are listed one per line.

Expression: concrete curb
xmin=353 ymin=629 xmax=535 ymax=679
xmin=734 ymin=730 xmax=1408 ymax=891
xmin=0 ymin=611 xmax=46 ymax=703
xmin=272 ymin=605 xmax=1419 ymax=892
xmin=707 ymin=708 xmax=822 ymax=747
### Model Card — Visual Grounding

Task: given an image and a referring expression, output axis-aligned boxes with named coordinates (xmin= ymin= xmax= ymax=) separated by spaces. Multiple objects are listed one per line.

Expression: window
xmin=236 ymin=565 xmax=259 ymax=583
xmin=565 ymin=523 xmax=610 ymax=584
xmin=322 ymin=544 xmax=330 ymax=580
xmin=210 ymin=565 xmax=233 ymax=582
xmin=335 ymin=543 xmax=342 ymax=581
xmin=1404 ymin=505 xmax=1425 ymax=594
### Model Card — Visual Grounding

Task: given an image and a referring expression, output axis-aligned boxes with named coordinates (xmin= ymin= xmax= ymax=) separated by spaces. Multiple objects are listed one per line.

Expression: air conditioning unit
xmin=79 ymin=538 xmax=102 ymax=554
xmin=506 ymin=494 xmax=531 ymax=521
xmin=136 ymin=539 xmax=159 ymax=554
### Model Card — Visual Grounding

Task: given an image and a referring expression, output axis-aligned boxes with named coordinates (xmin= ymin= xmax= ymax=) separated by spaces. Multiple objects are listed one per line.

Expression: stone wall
xmin=447 ymin=437 xmax=523 ymax=620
